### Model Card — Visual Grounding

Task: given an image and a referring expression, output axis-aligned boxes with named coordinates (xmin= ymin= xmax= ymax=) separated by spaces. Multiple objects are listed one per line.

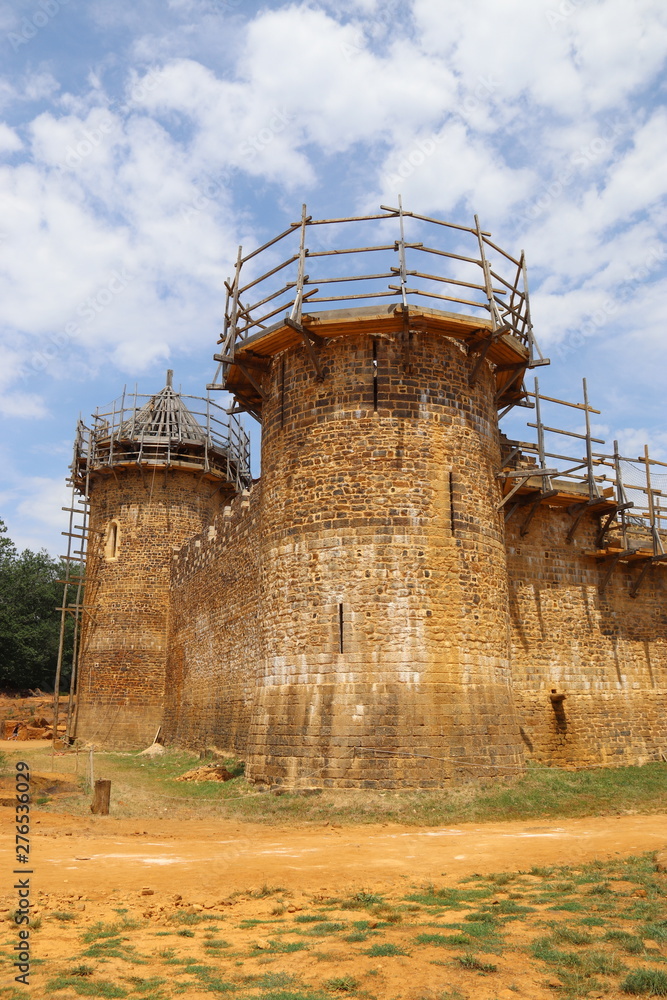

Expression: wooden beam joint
xmin=285 ymin=316 xmax=325 ymax=380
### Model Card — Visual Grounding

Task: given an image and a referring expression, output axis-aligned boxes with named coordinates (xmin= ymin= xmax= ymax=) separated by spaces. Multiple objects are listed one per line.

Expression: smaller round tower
xmin=73 ymin=372 xmax=250 ymax=748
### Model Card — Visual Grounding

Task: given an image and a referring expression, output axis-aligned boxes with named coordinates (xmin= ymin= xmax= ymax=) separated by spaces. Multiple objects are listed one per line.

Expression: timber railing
xmin=217 ymin=201 xmax=544 ymax=365
xmin=500 ymin=378 xmax=666 ymax=589
xmin=74 ymin=387 xmax=251 ymax=492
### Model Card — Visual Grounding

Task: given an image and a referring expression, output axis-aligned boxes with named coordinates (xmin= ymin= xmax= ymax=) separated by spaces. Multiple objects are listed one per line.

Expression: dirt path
xmin=3 ymin=808 xmax=665 ymax=900
xmin=2 ymin=806 xmax=666 ymax=999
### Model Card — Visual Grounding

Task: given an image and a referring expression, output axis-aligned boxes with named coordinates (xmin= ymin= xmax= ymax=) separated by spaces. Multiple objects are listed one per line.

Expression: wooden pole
xmin=90 ymin=779 xmax=111 ymax=816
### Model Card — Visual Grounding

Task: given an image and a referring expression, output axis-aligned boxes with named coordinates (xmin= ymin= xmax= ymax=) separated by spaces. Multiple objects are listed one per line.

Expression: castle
xmin=63 ymin=205 xmax=667 ymax=787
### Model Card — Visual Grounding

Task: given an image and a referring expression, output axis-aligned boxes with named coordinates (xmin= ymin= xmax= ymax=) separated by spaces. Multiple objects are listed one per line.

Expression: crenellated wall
xmin=163 ymin=487 xmax=260 ymax=753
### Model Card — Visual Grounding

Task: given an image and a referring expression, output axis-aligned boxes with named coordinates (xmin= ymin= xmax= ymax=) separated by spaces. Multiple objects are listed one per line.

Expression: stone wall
xmin=506 ymin=503 xmax=667 ymax=766
xmin=164 ymin=487 xmax=260 ymax=753
xmin=75 ymin=468 xmax=231 ymax=748
xmin=248 ymin=326 xmax=526 ymax=788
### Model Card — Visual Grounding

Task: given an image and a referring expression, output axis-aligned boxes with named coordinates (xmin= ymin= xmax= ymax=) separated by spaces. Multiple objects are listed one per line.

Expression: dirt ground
xmin=1 ymin=794 xmax=666 ymax=995
xmin=1 ymin=723 xmax=666 ymax=999
xmin=4 ymin=806 xmax=667 ymax=898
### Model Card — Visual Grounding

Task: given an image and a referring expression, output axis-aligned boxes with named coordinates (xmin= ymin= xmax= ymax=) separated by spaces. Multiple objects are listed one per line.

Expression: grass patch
xmin=12 ymin=746 xmax=667 ymax=825
xmin=643 ymin=922 xmax=667 ymax=943
xmin=169 ymin=911 xmax=219 ymax=925
xmin=605 ymin=929 xmax=646 ymax=954
xmin=548 ymin=899 xmax=586 ymax=913
xmin=553 ymin=926 xmax=595 ymax=946
xmin=415 ymin=932 xmax=472 ymax=947
xmin=122 ymin=977 xmax=168 ymax=996
xmin=622 ymin=969 xmax=667 ymax=995
xmin=406 ymin=885 xmax=493 ymax=908
xmin=301 ymin=921 xmax=346 ymax=936
xmin=251 ymin=940 xmax=309 ymax=954
xmin=364 ymin=942 xmax=408 ymax=957
xmin=457 ymin=953 xmax=497 ymax=972
xmin=51 ymin=910 xmax=78 ymax=921
xmin=339 ymin=891 xmax=383 ymax=910
xmin=83 ymin=920 xmax=142 ymax=942
xmin=324 ymin=977 xmax=359 ymax=993
xmin=46 ymin=977 xmax=128 ymax=997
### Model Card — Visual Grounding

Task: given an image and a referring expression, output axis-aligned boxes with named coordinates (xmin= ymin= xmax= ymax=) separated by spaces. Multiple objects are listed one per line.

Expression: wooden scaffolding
xmin=499 ymin=378 xmax=667 ymax=596
xmin=208 ymin=200 xmax=549 ymax=419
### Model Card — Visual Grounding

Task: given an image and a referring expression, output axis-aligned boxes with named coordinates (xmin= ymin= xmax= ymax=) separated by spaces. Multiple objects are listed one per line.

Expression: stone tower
xmin=214 ymin=204 xmax=547 ymax=787
xmin=73 ymin=373 xmax=250 ymax=748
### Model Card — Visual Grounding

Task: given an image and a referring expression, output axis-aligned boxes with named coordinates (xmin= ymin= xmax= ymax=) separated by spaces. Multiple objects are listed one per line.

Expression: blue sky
xmin=1 ymin=0 xmax=666 ymax=554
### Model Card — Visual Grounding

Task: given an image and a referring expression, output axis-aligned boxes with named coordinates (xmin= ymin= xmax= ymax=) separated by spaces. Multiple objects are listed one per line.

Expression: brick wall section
xmin=506 ymin=503 xmax=667 ymax=766
xmin=163 ymin=487 xmax=260 ymax=752
xmin=248 ymin=326 xmax=526 ymax=788
xmin=75 ymin=469 xmax=231 ymax=748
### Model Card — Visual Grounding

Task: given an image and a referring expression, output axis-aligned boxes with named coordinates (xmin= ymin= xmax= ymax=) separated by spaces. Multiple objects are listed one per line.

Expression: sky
xmin=0 ymin=0 xmax=666 ymax=555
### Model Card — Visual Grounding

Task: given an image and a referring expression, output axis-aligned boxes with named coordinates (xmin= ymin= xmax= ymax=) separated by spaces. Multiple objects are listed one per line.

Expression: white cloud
xmin=0 ymin=0 xmax=666 ymax=554
xmin=0 ymin=122 xmax=21 ymax=153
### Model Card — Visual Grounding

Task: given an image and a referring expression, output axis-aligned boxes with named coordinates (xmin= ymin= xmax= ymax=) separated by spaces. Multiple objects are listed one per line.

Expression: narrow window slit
xmin=449 ymin=471 xmax=455 ymax=535
xmin=372 ymin=339 xmax=378 ymax=412
xmin=338 ymin=603 xmax=344 ymax=653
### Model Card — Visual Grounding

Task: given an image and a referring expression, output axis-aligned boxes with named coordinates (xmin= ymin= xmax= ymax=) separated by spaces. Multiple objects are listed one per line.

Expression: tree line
xmin=0 ymin=519 xmax=74 ymax=691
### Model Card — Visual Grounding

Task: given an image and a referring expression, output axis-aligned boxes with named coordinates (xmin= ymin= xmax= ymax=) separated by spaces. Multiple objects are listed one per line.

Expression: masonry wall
xmin=163 ymin=487 xmax=260 ymax=752
xmin=247 ymin=326 xmax=526 ymax=788
xmin=506 ymin=504 xmax=667 ymax=766
xmin=76 ymin=468 xmax=230 ymax=748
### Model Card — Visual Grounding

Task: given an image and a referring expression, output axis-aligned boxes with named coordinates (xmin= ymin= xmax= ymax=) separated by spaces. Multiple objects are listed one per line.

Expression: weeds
xmin=46 ymin=977 xmax=128 ymax=997
xmin=621 ymin=969 xmax=667 ymax=995
xmin=324 ymin=977 xmax=359 ymax=992
xmin=415 ymin=933 xmax=472 ymax=947
xmin=364 ymin=942 xmax=408 ymax=957
xmin=250 ymin=940 xmax=309 ymax=954
xmin=169 ymin=911 xmax=218 ymax=925
xmin=456 ymin=953 xmax=497 ymax=972
xmin=605 ymin=929 xmax=646 ymax=953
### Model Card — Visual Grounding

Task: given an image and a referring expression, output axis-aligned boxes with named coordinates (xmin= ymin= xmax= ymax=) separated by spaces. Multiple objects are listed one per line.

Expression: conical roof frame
xmin=118 ymin=370 xmax=208 ymax=446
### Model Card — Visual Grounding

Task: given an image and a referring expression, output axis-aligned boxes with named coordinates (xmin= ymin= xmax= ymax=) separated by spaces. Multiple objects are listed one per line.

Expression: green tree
xmin=0 ymin=519 xmax=73 ymax=691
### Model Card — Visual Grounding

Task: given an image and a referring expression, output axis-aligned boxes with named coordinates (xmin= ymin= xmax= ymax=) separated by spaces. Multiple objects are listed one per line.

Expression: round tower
xmin=218 ymin=204 xmax=543 ymax=787
xmin=73 ymin=372 xmax=250 ymax=748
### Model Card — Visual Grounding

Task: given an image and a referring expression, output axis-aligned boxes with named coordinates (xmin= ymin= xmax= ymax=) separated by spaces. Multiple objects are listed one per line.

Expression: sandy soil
xmin=1 ymin=800 xmax=666 ymax=999
xmin=1 ymin=719 xmax=665 ymax=998
xmin=2 ymin=808 xmax=666 ymax=899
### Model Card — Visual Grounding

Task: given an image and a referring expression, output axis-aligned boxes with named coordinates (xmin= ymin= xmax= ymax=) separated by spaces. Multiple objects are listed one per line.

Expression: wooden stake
xmin=90 ymin=779 xmax=111 ymax=816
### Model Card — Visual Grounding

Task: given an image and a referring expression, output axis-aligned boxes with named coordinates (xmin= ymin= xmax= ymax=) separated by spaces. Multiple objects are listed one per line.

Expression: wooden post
xmin=90 ymin=779 xmax=111 ymax=815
